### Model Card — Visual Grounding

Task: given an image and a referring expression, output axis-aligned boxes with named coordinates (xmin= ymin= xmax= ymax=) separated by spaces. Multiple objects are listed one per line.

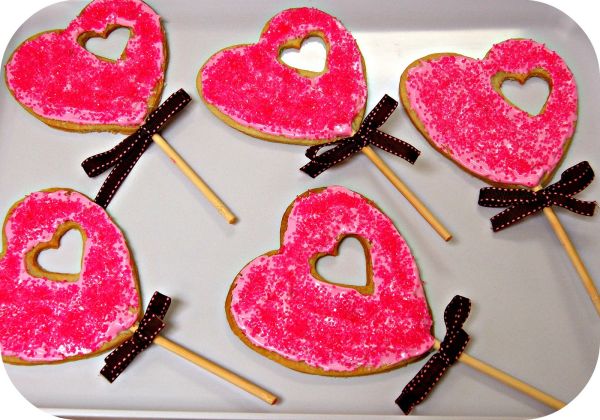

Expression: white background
xmin=0 ymin=0 xmax=597 ymax=419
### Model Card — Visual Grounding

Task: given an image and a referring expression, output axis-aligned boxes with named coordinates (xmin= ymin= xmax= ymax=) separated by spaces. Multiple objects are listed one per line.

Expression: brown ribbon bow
xmin=100 ymin=291 xmax=171 ymax=383
xmin=396 ymin=295 xmax=471 ymax=415
xmin=82 ymin=89 xmax=191 ymax=208
xmin=479 ymin=161 xmax=596 ymax=232
xmin=300 ymin=95 xmax=420 ymax=177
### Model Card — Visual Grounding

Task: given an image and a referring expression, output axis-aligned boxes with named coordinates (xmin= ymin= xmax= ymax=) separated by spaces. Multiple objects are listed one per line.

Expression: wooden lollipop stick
xmin=361 ymin=146 xmax=452 ymax=241
xmin=151 ymin=133 xmax=237 ymax=224
xmin=153 ymin=335 xmax=277 ymax=405
xmin=433 ymin=340 xmax=565 ymax=410
xmin=540 ymin=205 xmax=600 ymax=316
xmin=127 ymin=326 xmax=277 ymax=404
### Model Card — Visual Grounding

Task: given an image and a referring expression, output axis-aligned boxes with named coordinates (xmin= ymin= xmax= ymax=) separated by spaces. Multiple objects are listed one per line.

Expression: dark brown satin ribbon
xmin=300 ymin=95 xmax=420 ymax=177
xmin=100 ymin=291 xmax=171 ymax=383
xmin=479 ymin=161 xmax=596 ymax=232
xmin=82 ymin=89 xmax=191 ymax=208
xmin=396 ymin=295 xmax=471 ymax=415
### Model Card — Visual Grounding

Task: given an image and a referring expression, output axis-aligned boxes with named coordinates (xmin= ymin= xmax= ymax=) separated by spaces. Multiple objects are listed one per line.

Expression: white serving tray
xmin=1 ymin=0 xmax=599 ymax=418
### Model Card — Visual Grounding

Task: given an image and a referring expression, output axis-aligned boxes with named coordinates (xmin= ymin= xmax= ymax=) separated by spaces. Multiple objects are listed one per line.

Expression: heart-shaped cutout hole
xmin=25 ymin=222 xmax=84 ymax=282
xmin=311 ymin=235 xmax=372 ymax=294
xmin=79 ymin=26 xmax=131 ymax=62
xmin=279 ymin=35 xmax=328 ymax=76
xmin=496 ymin=73 xmax=551 ymax=116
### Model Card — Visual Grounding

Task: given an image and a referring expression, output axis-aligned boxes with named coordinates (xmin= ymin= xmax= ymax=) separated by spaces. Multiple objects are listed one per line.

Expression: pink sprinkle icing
xmin=5 ymin=0 xmax=165 ymax=129
xmin=229 ymin=186 xmax=433 ymax=372
xmin=200 ymin=8 xmax=367 ymax=143
xmin=405 ymin=39 xmax=578 ymax=187
xmin=0 ymin=190 xmax=139 ymax=362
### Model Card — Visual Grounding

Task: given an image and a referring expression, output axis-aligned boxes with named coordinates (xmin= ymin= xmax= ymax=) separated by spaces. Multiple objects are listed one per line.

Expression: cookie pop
xmin=0 ymin=189 xmax=275 ymax=403
xmin=4 ymin=0 xmax=235 ymax=222
xmin=197 ymin=7 xmax=451 ymax=239
xmin=227 ymin=186 xmax=564 ymax=409
xmin=400 ymin=39 xmax=599 ymax=315
xmin=0 ymin=189 xmax=140 ymax=364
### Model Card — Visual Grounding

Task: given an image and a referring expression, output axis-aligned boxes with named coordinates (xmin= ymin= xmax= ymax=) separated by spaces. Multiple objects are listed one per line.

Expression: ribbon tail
xmin=478 ymin=187 xmax=538 ymax=208
xmin=81 ymin=132 xmax=143 ymax=177
xmin=396 ymin=335 xmax=470 ymax=415
xmin=300 ymin=139 xmax=364 ymax=178
xmin=547 ymin=194 xmax=597 ymax=217
xmin=94 ymin=137 xmax=152 ymax=208
xmin=489 ymin=203 xmax=545 ymax=232
xmin=100 ymin=339 xmax=139 ymax=383
xmin=299 ymin=157 xmax=335 ymax=178
xmin=369 ymin=130 xmax=420 ymax=164
xmin=395 ymin=352 xmax=446 ymax=414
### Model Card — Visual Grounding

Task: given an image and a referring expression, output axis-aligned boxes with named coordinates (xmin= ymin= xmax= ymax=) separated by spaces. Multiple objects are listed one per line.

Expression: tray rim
xmin=1 ymin=0 xmax=599 ymax=418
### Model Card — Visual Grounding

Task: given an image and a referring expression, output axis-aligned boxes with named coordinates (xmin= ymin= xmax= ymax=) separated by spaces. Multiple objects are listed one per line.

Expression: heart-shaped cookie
xmin=0 ymin=189 xmax=140 ymax=364
xmin=4 ymin=0 xmax=166 ymax=134
xmin=400 ymin=39 xmax=577 ymax=187
xmin=226 ymin=186 xmax=433 ymax=375
xmin=198 ymin=8 xmax=367 ymax=145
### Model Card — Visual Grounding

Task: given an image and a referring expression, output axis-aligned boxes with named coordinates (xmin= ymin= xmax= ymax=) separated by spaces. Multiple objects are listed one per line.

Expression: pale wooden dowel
xmin=129 ymin=325 xmax=277 ymax=405
xmin=151 ymin=134 xmax=237 ymax=224
xmin=542 ymin=206 xmax=600 ymax=315
xmin=532 ymin=186 xmax=600 ymax=316
xmin=361 ymin=146 xmax=452 ymax=241
xmin=153 ymin=335 xmax=277 ymax=405
xmin=433 ymin=340 xmax=565 ymax=410
xmin=129 ymin=326 xmax=276 ymax=404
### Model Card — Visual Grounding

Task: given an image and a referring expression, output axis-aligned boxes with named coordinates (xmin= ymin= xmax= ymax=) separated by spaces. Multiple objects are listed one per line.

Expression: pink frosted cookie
xmin=400 ymin=39 xmax=577 ymax=187
xmin=226 ymin=186 xmax=433 ymax=375
xmin=0 ymin=189 xmax=140 ymax=364
xmin=4 ymin=0 xmax=166 ymax=134
xmin=198 ymin=7 xmax=367 ymax=145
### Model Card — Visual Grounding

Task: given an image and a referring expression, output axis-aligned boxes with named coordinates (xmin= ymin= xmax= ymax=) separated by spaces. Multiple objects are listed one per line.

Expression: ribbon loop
xmin=443 ymin=294 xmax=471 ymax=327
xmin=100 ymin=291 xmax=172 ymax=383
xmin=396 ymin=295 xmax=471 ymax=415
xmin=478 ymin=161 xmax=596 ymax=232
xmin=362 ymin=93 xmax=398 ymax=128
xmin=300 ymin=95 xmax=420 ymax=178
xmin=82 ymin=89 xmax=192 ymax=209
xmin=546 ymin=160 xmax=595 ymax=196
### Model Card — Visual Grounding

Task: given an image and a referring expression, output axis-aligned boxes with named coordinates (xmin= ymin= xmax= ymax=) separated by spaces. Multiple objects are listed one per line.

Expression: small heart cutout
xmin=498 ymin=75 xmax=550 ymax=116
xmin=81 ymin=26 xmax=131 ymax=62
xmin=313 ymin=236 xmax=371 ymax=292
xmin=25 ymin=222 xmax=84 ymax=281
xmin=36 ymin=227 xmax=83 ymax=276
xmin=280 ymin=36 xmax=327 ymax=75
